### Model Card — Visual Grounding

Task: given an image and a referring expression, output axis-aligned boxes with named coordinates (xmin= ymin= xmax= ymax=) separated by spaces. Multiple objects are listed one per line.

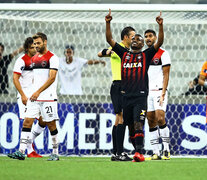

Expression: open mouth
xmin=132 ymin=42 xmax=138 ymax=46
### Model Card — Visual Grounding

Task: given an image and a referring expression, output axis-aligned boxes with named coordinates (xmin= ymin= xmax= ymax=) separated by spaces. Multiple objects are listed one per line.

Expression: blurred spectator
xmin=59 ymin=45 xmax=105 ymax=95
xmin=198 ymin=61 xmax=207 ymax=91
xmin=0 ymin=43 xmax=24 ymax=94
xmin=184 ymin=74 xmax=207 ymax=96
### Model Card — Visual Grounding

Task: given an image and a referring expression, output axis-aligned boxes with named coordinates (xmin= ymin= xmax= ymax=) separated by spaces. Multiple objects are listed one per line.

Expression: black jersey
xmin=112 ymin=43 xmax=157 ymax=97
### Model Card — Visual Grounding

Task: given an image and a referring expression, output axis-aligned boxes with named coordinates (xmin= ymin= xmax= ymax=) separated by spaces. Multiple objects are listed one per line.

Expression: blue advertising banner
xmin=0 ymin=103 xmax=206 ymax=155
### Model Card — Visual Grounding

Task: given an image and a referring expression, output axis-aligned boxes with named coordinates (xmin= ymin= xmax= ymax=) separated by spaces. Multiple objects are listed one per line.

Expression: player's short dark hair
xmin=23 ymin=37 xmax=33 ymax=53
xmin=0 ymin=42 xmax=4 ymax=51
xmin=65 ymin=45 xmax=75 ymax=52
xmin=135 ymin=34 xmax=143 ymax=38
xmin=121 ymin=26 xmax=135 ymax=40
xmin=144 ymin=29 xmax=156 ymax=36
xmin=32 ymin=32 xmax=47 ymax=41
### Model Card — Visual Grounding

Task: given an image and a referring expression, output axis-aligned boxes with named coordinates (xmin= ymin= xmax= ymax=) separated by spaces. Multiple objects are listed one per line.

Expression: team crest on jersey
xmin=125 ymin=55 xmax=131 ymax=60
xmin=123 ymin=62 xmax=142 ymax=68
xmin=137 ymin=55 xmax=142 ymax=59
xmin=153 ymin=58 xmax=160 ymax=65
xmin=41 ymin=61 xmax=47 ymax=67
xmin=29 ymin=63 xmax=34 ymax=69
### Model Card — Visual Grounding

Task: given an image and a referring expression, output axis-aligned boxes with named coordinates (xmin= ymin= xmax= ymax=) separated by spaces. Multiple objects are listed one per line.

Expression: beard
xmin=37 ymin=45 xmax=45 ymax=53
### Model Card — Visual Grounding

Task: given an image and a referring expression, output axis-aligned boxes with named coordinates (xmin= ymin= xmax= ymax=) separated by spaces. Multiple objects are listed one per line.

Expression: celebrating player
xmin=105 ymin=9 xmax=164 ymax=162
xmin=8 ymin=33 xmax=60 ymax=161
xmin=144 ymin=29 xmax=171 ymax=160
xmin=98 ymin=26 xmax=135 ymax=161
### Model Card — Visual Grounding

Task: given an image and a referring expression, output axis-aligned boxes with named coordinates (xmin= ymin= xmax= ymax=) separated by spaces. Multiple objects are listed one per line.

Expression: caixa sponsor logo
xmin=123 ymin=62 xmax=142 ymax=68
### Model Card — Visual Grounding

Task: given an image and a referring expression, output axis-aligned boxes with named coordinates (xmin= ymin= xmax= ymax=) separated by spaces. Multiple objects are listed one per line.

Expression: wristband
xmin=102 ymin=49 xmax=108 ymax=56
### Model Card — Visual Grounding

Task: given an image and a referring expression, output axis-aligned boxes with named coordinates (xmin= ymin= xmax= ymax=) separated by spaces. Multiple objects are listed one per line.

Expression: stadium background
xmin=0 ymin=2 xmax=207 ymax=156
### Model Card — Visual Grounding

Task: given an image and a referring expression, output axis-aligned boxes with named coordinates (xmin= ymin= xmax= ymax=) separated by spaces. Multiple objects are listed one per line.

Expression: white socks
xmin=19 ymin=131 xmax=30 ymax=154
xmin=149 ymin=128 xmax=160 ymax=156
xmin=51 ymin=134 xmax=58 ymax=155
xmin=27 ymin=123 xmax=45 ymax=154
xmin=159 ymin=126 xmax=170 ymax=152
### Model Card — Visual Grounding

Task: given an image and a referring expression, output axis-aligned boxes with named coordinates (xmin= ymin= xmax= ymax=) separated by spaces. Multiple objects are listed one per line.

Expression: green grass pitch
xmin=1 ymin=156 xmax=207 ymax=180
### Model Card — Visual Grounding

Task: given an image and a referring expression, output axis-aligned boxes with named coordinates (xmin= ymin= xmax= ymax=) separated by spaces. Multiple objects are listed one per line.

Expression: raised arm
xmin=154 ymin=11 xmax=164 ymax=51
xmin=105 ymin=9 xmax=116 ymax=48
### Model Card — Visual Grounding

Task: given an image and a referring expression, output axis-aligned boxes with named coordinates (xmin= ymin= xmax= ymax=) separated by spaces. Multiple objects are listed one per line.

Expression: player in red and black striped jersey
xmin=105 ymin=9 xmax=164 ymax=162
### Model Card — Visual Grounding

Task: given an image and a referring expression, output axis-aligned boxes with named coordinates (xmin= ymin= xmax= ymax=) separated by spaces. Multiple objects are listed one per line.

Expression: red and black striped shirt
xmin=112 ymin=43 xmax=157 ymax=97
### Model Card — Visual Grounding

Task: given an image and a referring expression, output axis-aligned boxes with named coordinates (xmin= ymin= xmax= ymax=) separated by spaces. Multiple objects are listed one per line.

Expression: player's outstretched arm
xmin=88 ymin=59 xmax=106 ymax=66
xmin=98 ymin=49 xmax=113 ymax=57
xmin=154 ymin=11 xmax=164 ymax=51
xmin=10 ymin=46 xmax=24 ymax=59
xmin=106 ymin=9 xmax=116 ymax=48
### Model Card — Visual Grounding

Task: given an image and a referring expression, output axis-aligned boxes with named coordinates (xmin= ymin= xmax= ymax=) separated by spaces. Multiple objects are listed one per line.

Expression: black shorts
xmin=110 ymin=80 xmax=122 ymax=114
xmin=122 ymin=96 xmax=147 ymax=125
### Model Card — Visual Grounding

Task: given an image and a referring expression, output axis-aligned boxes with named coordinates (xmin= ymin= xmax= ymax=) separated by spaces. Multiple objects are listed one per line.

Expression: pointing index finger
xmin=160 ymin=11 xmax=162 ymax=17
xmin=109 ymin=8 xmax=111 ymax=16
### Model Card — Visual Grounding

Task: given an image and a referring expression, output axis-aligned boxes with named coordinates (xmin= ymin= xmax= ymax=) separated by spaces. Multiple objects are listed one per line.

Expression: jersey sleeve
xmin=200 ymin=61 xmax=207 ymax=77
xmin=112 ymin=42 xmax=128 ymax=60
xmin=13 ymin=58 xmax=25 ymax=75
xmin=144 ymin=46 xmax=157 ymax=63
xmin=161 ymin=50 xmax=171 ymax=66
xmin=49 ymin=55 xmax=59 ymax=70
xmin=77 ymin=57 xmax=88 ymax=67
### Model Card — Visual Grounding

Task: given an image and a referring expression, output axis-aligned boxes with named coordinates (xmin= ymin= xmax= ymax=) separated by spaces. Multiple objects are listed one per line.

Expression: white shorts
xmin=17 ymin=88 xmax=33 ymax=120
xmin=17 ymin=97 xmax=27 ymax=120
xmin=147 ymin=90 xmax=168 ymax=112
xmin=25 ymin=100 xmax=59 ymax=122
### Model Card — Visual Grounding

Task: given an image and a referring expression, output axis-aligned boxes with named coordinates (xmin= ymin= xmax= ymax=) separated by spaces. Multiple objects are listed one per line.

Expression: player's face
xmin=65 ymin=48 xmax=74 ymax=63
xmin=131 ymin=35 xmax=144 ymax=50
xmin=65 ymin=48 xmax=73 ymax=57
xmin=144 ymin=33 xmax=157 ymax=47
xmin=125 ymin=31 xmax=136 ymax=46
xmin=28 ymin=44 xmax=36 ymax=57
xmin=34 ymin=37 xmax=46 ymax=53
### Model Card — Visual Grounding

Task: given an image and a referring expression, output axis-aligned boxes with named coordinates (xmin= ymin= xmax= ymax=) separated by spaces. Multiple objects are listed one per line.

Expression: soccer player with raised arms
xmin=105 ymin=9 xmax=164 ymax=162
xmin=98 ymin=26 xmax=135 ymax=161
xmin=144 ymin=29 xmax=171 ymax=160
